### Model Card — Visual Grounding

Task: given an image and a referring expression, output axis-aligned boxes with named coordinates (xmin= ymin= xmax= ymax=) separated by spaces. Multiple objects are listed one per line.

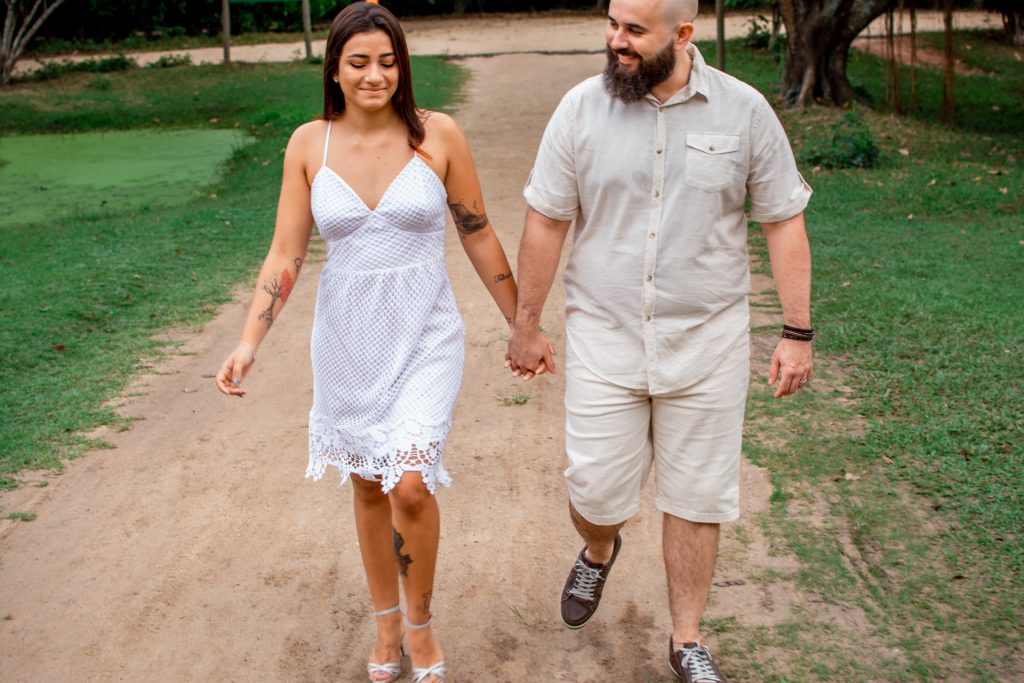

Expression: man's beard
xmin=602 ymin=41 xmax=677 ymax=103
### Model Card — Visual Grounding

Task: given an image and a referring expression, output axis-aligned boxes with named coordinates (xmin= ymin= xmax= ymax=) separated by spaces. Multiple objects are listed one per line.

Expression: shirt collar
xmin=644 ymin=43 xmax=711 ymax=108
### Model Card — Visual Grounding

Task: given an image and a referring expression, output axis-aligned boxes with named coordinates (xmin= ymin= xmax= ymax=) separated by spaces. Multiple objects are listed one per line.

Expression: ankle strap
xmin=373 ymin=605 xmax=401 ymax=618
xmin=404 ymin=613 xmax=433 ymax=630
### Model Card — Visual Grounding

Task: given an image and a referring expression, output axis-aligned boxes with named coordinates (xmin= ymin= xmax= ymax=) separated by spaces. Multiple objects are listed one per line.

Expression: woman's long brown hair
xmin=322 ymin=2 xmax=424 ymax=150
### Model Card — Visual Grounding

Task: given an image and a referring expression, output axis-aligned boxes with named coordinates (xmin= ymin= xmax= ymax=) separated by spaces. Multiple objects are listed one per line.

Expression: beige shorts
xmin=564 ymin=335 xmax=749 ymax=525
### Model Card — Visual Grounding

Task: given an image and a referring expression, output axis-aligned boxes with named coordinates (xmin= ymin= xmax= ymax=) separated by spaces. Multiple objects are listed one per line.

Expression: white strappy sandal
xmin=406 ymin=613 xmax=448 ymax=683
xmin=367 ymin=605 xmax=404 ymax=683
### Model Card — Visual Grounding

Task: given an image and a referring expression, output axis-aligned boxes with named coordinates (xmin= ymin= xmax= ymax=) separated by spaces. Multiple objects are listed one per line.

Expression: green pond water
xmin=0 ymin=128 xmax=251 ymax=227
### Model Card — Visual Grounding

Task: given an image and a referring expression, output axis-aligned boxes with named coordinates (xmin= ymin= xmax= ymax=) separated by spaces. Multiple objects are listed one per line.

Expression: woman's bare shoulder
xmin=421 ymin=110 xmax=461 ymax=138
xmin=289 ymin=118 xmax=330 ymax=147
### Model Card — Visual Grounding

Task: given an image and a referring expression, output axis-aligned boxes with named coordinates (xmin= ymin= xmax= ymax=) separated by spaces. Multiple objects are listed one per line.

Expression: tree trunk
xmin=715 ymin=0 xmax=725 ymax=71
xmin=768 ymin=3 xmax=782 ymax=52
xmin=942 ymin=0 xmax=954 ymax=125
xmin=909 ymin=0 xmax=917 ymax=113
xmin=301 ymin=0 xmax=312 ymax=60
xmin=778 ymin=0 xmax=894 ymax=107
xmin=1002 ymin=8 xmax=1024 ymax=45
xmin=0 ymin=0 xmax=69 ymax=86
xmin=889 ymin=5 xmax=903 ymax=114
xmin=221 ymin=0 xmax=230 ymax=65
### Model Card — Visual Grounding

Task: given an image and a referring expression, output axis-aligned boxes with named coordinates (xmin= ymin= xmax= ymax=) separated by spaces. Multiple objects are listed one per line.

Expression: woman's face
xmin=334 ymin=30 xmax=399 ymax=112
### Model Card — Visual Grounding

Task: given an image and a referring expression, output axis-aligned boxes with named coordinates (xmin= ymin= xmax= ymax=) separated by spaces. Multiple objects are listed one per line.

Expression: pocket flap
xmin=685 ymin=133 xmax=740 ymax=155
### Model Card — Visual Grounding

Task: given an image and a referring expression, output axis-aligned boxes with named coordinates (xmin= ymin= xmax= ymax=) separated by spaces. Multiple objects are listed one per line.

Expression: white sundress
xmin=305 ymin=120 xmax=465 ymax=494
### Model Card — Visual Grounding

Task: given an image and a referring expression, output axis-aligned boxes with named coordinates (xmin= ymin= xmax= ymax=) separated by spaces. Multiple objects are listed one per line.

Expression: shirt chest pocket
xmin=684 ymin=133 xmax=741 ymax=192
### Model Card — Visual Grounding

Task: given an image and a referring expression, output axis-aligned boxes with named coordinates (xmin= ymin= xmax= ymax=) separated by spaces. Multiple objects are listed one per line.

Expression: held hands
xmin=215 ymin=342 xmax=257 ymax=397
xmin=768 ymin=338 xmax=814 ymax=398
xmin=506 ymin=324 xmax=557 ymax=381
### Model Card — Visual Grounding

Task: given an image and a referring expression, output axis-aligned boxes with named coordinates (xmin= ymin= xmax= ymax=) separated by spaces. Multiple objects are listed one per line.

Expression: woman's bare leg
xmin=351 ymin=474 xmax=403 ymax=680
xmin=388 ymin=471 xmax=444 ymax=679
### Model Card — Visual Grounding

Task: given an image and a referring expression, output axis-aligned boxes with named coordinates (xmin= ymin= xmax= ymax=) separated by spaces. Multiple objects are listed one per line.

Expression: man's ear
xmin=676 ymin=21 xmax=694 ymax=47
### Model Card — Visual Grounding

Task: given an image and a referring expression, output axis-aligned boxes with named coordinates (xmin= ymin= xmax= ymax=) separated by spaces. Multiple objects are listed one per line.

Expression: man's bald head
xmin=661 ymin=0 xmax=698 ymax=28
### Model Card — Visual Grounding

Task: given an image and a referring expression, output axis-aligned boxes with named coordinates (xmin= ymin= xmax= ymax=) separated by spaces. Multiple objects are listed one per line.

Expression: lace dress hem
xmin=306 ymin=416 xmax=453 ymax=495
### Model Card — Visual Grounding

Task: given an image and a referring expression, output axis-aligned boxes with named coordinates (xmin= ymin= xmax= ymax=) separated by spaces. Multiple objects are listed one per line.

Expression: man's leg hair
xmin=664 ymin=514 xmax=720 ymax=644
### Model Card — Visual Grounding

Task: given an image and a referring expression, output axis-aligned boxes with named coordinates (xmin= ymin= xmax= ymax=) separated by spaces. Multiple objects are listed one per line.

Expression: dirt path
xmin=1 ymin=21 xmax=857 ymax=683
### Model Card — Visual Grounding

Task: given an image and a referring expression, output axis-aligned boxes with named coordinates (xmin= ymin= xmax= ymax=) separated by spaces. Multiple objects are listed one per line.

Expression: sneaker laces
xmin=681 ymin=645 xmax=722 ymax=683
xmin=566 ymin=558 xmax=604 ymax=601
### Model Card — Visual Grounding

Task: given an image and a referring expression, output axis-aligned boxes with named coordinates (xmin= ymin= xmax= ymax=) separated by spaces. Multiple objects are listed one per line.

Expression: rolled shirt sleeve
xmin=746 ymin=96 xmax=812 ymax=224
xmin=524 ymin=91 xmax=581 ymax=222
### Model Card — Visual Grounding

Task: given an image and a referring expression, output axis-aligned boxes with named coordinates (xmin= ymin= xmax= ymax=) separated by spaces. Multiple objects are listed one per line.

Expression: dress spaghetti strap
xmin=322 ymin=119 xmax=333 ymax=167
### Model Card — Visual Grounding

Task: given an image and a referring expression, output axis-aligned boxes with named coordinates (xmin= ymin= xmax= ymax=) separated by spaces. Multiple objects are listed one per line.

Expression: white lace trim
xmin=306 ymin=416 xmax=453 ymax=494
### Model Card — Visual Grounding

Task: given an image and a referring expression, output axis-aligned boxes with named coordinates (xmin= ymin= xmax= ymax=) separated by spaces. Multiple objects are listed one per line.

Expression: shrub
xmin=89 ymin=74 xmax=113 ymax=90
xmin=742 ymin=13 xmax=786 ymax=53
xmin=802 ymin=109 xmax=880 ymax=169
xmin=19 ymin=54 xmax=137 ymax=83
xmin=147 ymin=53 xmax=192 ymax=69
xmin=90 ymin=54 xmax=137 ymax=73
xmin=744 ymin=15 xmax=773 ymax=50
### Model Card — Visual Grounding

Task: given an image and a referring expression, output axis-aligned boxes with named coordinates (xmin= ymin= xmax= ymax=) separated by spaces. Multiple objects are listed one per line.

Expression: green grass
xmin=700 ymin=35 xmax=1023 ymax=681
xmin=0 ymin=128 xmax=250 ymax=226
xmin=4 ymin=511 xmax=38 ymax=522
xmin=0 ymin=57 xmax=465 ymax=484
xmin=496 ymin=393 xmax=532 ymax=406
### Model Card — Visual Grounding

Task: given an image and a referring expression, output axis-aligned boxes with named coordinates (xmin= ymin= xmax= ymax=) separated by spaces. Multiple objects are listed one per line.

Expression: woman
xmin=215 ymin=3 xmax=518 ymax=681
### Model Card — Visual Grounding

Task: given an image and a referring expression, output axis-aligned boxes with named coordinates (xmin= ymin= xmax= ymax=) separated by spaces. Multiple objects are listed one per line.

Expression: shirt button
xmin=656 ymin=149 xmax=663 ymax=155
xmin=648 ymin=232 xmax=656 ymax=239
xmin=654 ymin=191 xmax=660 ymax=198
xmin=709 ymin=145 xmax=716 ymax=151
xmin=646 ymin=274 xmax=653 ymax=282
xmin=645 ymin=315 xmax=652 ymax=321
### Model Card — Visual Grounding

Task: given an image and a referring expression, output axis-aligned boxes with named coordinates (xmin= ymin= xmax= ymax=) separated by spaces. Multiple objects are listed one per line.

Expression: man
xmin=505 ymin=0 xmax=813 ymax=680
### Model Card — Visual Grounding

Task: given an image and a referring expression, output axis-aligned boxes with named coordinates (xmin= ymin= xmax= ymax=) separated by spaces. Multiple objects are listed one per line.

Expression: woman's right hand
xmin=215 ymin=343 xmax=257 ymax=397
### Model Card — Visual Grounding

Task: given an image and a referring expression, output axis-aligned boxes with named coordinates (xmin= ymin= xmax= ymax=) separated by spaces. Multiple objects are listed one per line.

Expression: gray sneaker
xmin=669 ymin=639 xmax=727 ymax=683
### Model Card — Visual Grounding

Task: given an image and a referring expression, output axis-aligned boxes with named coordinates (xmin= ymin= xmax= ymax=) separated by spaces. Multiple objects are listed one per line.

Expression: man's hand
xmin=506 ymin=324 xmax=557 ymax=381
xmin=768 ymin=338 xmax=813 ymax=398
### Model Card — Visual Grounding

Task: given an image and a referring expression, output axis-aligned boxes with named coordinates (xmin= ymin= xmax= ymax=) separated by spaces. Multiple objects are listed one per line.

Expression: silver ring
xmin=799 ymin=378 xmax=808 ymax=385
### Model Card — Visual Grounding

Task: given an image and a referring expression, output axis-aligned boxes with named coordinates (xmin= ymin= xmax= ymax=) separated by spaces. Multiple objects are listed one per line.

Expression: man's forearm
xmin=515 ymin=207 xmax=572 ymax=328
xmin=762 ymin=212 xmax=812 ymax=328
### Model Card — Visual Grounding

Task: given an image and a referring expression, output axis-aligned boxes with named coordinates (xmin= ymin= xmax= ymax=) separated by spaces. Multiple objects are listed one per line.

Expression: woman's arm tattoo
xmin=449 ymin=201 xmax=488 ymax=237
xmin=257 ymin=267 xmax=296 ymax=328
xmin=493 ymin=272 xmax=513 ymax=283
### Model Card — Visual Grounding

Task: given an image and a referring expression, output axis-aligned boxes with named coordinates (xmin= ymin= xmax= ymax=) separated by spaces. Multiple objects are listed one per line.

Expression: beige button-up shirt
xmin=524 ymin=44 xmax=811 ymax=393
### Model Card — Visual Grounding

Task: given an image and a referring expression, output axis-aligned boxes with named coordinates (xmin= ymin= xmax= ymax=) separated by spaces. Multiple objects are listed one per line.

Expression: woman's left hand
xmin=215 ymin=344 xmax=256 ymax=397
